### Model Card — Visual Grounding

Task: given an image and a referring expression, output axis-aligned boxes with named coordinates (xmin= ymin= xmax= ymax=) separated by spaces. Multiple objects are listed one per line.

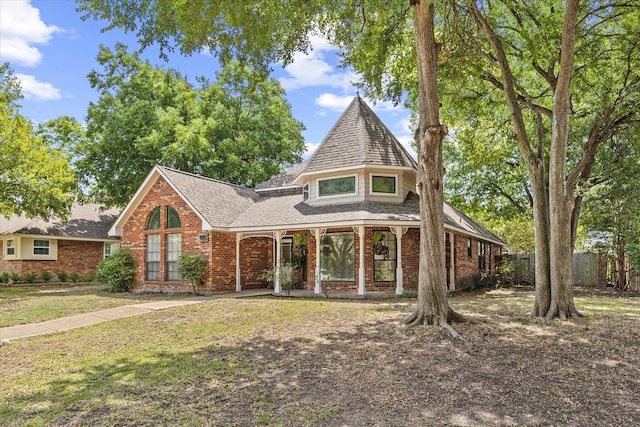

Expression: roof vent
xmin=198 ymin=233 xmax=209 ymax=243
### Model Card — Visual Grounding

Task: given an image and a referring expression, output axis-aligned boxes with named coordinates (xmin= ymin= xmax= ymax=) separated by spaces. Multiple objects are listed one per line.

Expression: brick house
xmin=110 ymin=96 xmax=506 ymax=294
xmin=0 ymin=204 xmax=120 ymax=279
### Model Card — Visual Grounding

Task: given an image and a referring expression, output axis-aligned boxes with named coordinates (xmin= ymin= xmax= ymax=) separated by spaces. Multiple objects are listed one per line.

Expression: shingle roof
xmin=157 ymin=166 xmax=259 ymax=228
xmin=255 ymin=161 xmax=309 ymax=190
xmin=0 ymin=204 xmax=120 ymax=240
xmin=301 ymin=96 xmax=417 ymax=174
xmin=230 ymin=191 xmax=505 ymax=245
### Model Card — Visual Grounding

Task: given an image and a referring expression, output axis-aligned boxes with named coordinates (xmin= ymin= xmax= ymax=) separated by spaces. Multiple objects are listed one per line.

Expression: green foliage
xmin=0 ymin=272 xmax=9 ymax=283
xmin=177 ymin=253 xmax=207 ymax=295
xmin=9 ymin=273 xmax=22 ymax=284
xmin=97 ymin=248 xmax=137 ymax=292
xmin=293 ymin=233 xmax=307 ymax=247
xmin=70 ymin=272 xmax=81 ymax=283
xmin=40 ymin=271 xmax=53 ymax=283
xmin=57 ymin=271 xmax=69 ymax=282
xmin=76 ymin=45 xmax=305 ymax=207
xmin=0 ymin=64 xmax=77 ymax=220
xmin=22 ymin=273 xmax=36 ymax=284
xmin=260 ymin=264 xmax=294 ymax=296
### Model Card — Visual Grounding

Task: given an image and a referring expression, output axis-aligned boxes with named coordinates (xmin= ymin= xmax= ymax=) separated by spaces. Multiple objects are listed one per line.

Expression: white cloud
xmin=278 ymin=35 xmax=357 ymax=92
xmin=16 ymin=74 xmax=61 ymax=101
xmin=315 ymin=93 xmax=354 ymax=111
xmin=0 ymin=0 xmax=61 ymax=66
xmin=303 ymin=142 xmax=321 ymax=160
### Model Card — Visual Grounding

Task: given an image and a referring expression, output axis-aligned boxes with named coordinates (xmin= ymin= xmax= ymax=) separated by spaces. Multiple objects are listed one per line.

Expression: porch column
xmin=448 ymin=232 xmax=456 ymax=290
xmin=312 ymin=228 xmax=325 ymax=294
xmin=235 ymin=234 xmax=241 ymax=292
xmin=395 ymin=226 xmax=404 ymax=295
xmin=358 ymin=225 xmax=365 ymax=296
xmin=274 ymin=231 xmax=282 ymax=294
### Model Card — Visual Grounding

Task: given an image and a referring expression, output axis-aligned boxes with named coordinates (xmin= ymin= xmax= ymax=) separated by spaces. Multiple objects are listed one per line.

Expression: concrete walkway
xmin=0 ymin=289 xmax=273 ymax=341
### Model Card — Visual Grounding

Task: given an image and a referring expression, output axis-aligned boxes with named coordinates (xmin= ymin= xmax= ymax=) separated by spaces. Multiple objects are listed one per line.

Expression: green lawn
xmin=0 ymin=283 xmax=190 ymax=327
xmin=1 ymin=288 xmax=638 ymax=426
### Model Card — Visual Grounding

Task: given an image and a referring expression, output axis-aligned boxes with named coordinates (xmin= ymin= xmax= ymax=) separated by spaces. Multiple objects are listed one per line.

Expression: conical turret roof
xmin=301 ymin=96 xmax=417 ymax=175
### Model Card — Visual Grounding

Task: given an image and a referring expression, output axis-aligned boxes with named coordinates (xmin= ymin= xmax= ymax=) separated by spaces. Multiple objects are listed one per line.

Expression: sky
xmin=0 ymin=0 xmax=416 ymax=159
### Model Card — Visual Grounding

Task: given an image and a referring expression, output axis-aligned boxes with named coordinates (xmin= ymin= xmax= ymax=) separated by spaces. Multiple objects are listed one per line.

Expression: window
xmin=478 ymin=241 xmax=486 ymax=271
xmin=318 ymin=175 xmax=356 ymax=197
xmin=166 ymin=206 xmax=181 ymax=229
xmin=320 ymin=232 xmax=355 ymax=281
xmin=147 ymin=207 xmax=161 ymax=230
xmin=166 ymin=233 xmax=181 ymax=281
xmin=370 ymin=174 xmax=397 ymax=195
xmin=6 ymin=239 xmax=15 ymax=256
xmin=146 ymin=235 xmax=161 ymax=281
xmin=373 ymin=231 xmax=396 ymax=282
xmin=467 ymin=238 xmax=472 ymax=258
xmin=33 ymin=239 xmax=50 ymax=255
xmin=104 ymin=243 xmax=112 ymax=258
xmin=303 ymin=184 xmax=309 ymax=201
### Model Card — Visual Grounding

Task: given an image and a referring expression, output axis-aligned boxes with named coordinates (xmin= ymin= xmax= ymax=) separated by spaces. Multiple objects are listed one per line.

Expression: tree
xmin=77 ymin=44 xmax=305 ymax=207
xmin=581 ymin=132 xmax=640 ymax=290
xmin=456 ymin=1 xmax=640 ymax=319
xmin=77 ymin=0 xmax=462 ymax=331
xmin=0 ymin=63 xmax=77 ymax=220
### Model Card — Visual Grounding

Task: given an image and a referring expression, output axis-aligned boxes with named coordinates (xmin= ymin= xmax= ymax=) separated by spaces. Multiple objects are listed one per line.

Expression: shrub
xmin=97 ymin=248 xmax=137 ymax=292
xmin=23 ymin=273 xmax=36 ymax=283
xmin=70 ymin=272 xmax=81 ymax=282
xmin=9 ymin=273 xmax=22 ymax=284
xmin=41 ymin=270 xmax=52 ymax=282
xmin=178 ymin=253 xmax=207 ymax=295
xmin=0 ymin=272 xmax=9 ymax=283
xmin=261 ymin=264 xmax=294 ymax=296
xmin=57 ymin=271 xmax=69 ymax=282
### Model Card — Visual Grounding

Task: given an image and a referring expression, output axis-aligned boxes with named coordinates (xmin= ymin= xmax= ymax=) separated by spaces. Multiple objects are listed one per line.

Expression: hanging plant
xmin=373 ymin=231 xmax=390 ymax=259
xmin=293 ymin=233 xmax=307 ymax=257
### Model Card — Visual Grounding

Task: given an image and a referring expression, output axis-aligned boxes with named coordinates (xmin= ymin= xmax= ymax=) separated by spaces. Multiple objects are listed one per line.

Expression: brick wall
xmin=121 ymin=176 xmax=210 ymax=293
xmin=0 ymin=239 xmax=106 ymax=279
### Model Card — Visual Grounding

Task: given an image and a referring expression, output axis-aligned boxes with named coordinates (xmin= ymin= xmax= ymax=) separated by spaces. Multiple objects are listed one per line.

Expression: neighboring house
xmin=110 ymin=96 xmax=506 ymax=294
xmin=0 ymin=204 xmax=121 ymax=279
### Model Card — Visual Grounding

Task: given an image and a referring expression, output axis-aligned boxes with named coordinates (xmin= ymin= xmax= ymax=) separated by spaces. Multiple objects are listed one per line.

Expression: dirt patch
xmin=4 ymin=288 xmax=640 ymax=426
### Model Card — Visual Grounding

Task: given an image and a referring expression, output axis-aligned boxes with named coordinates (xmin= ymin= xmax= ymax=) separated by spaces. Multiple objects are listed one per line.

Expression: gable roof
xmin=295 ymin=96 xmax=417 ymax=180
xmin=109 ymin=166 xmax=259 ymax=235
xmin=0 ymin=204 xmax=120 ymax=240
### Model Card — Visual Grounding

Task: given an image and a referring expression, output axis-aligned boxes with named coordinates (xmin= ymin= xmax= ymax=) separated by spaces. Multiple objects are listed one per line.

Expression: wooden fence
xmin=504 ymin=252 xmax=600 ymax=287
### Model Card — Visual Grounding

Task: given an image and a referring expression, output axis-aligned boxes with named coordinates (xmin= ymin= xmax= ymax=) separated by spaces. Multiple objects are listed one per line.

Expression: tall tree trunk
xmin=405 ymin=0 xmax=462 ymax=332
xmin=545 ymin=0 xmax=580 ymax=320
xmin=530 ymin=168 xmax=551 ymax=317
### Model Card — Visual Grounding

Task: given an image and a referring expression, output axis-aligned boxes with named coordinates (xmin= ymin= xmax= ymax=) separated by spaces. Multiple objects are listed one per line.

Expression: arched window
xmin=147 ymin=207 xmax=161 ymax=230
xmin=166 ymin=206 xmax=181 ymax=228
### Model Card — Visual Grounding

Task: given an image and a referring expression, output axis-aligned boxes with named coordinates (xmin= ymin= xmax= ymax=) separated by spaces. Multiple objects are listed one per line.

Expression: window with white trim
xmin=373 ymin=231 xmax=397 ymax=282
xmin=146 ymin=235 xmax=161 ymax=281
xmin=165 ymin=233 xmax=181 ymax=281
xmin=370 ymin=174 xmax=397 ymax=195
xmin=318 ymin=175 xmax=357 ymax=197
xmin=6 ymin=239 xmax=15 ymax=256
xmin=320 ymin=232 xmax=355 ymax=281
xmin=33 ymin=239 xmax=50 ymax=255
xmin=303 ymin=184 xmax=309 ymax=201
xmin=104 ymin=243 xmax=112 ymax=258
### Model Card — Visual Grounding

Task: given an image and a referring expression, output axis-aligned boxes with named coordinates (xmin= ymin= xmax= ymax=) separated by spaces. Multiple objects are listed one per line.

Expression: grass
xmin=0 ymin=283 xmax=190 ymax=327
xmin=0 ymin=287 xmax=638 ymax=426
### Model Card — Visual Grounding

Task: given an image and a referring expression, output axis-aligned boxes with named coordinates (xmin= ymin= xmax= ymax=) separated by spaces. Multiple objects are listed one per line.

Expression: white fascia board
xmin=254 ymin=185 xmax=301 ymax=193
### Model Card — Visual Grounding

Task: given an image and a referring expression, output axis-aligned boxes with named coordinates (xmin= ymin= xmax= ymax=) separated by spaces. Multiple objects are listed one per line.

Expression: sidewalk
xmin=0 ymin=289 xmax=273 ymax=341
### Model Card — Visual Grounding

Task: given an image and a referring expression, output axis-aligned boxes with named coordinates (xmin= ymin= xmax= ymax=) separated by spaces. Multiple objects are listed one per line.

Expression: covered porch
xmin=233 ymin=225 xmax=459 ymax=296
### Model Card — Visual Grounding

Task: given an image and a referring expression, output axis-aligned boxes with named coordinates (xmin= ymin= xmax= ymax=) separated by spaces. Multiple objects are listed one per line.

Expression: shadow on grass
xmin=3 ymin=304 xmax=640 ymax=426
